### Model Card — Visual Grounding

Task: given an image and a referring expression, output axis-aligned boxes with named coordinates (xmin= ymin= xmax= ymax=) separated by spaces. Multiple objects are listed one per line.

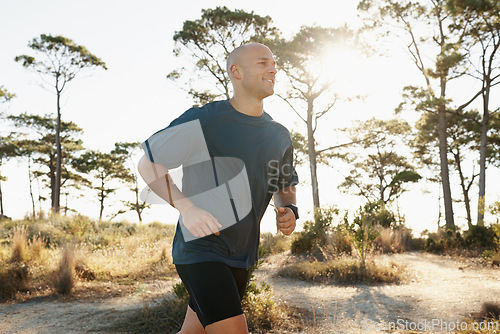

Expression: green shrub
xmin=172 ymin=282 xmax=189 ymax=302
xmin=291 ymin=206 xmax=339 ymax=257
xmin=463 ymin=225 xmax=497 ymax=250
xmin=425 ymin=225 xmax=499 ymax=255
xmin=343 ymin=203 xmax=381 ymax=269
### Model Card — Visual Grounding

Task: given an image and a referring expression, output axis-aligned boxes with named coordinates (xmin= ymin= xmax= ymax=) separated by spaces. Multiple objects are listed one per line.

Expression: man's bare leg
xmin=178 ymin=305 xmax=206 ymax=334
xmin=205 ymin=314 xmax=249 ymax=334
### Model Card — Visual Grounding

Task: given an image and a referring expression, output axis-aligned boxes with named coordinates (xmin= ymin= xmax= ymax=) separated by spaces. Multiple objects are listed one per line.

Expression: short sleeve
xmin=141 ymin=119 xmax=211 ymax=169
xmin=277 ymin=144 xmax=299 ymax=190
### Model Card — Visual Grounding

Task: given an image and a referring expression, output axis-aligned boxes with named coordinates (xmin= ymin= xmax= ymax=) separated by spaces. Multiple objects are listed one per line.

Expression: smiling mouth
xmin=264 ymin=79 xmax=275 ymax=84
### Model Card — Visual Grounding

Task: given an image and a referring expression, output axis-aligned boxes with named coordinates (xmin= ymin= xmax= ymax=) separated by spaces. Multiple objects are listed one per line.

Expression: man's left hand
xmin=277 ymin=207 xmax=296 ymax=236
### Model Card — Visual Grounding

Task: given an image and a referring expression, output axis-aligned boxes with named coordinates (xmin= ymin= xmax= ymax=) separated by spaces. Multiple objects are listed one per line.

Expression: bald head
xmin=226 ymin=43 xmax=273 ymax=79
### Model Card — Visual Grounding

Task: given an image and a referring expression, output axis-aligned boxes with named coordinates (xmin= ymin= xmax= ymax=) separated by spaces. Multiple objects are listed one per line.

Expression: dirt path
xmin=257 ymin=252 xmax=500 ymax=333
xmin=1 ymin=252 xmax=499 ymax=333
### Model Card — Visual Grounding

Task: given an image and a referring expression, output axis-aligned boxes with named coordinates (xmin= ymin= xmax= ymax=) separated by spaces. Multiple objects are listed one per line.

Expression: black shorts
xmin=175 ymin=261 xmax=249 ymax=327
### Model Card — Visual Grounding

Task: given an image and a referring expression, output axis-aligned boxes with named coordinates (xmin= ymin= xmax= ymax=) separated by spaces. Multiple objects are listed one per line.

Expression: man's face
xmin=238 ymin=45 xmax=277 ymax=99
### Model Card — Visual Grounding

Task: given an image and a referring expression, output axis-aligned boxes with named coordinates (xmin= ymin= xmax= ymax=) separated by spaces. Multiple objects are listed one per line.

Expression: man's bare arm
xmin=137 ymin=155 xmax=221 ymax=237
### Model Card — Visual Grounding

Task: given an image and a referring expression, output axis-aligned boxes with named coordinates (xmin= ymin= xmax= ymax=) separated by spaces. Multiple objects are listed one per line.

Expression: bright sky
xmin=1 ymin=0 xmax=498 ymax=234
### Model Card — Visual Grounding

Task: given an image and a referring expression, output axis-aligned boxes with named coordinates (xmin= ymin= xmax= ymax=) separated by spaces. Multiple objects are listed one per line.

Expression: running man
xmin=138 ymin=43 xmax=299 ymax=334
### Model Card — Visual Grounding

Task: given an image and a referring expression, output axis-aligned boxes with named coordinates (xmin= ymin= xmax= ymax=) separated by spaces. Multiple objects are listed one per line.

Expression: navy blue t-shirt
xmin=142 ymin=99 xmax=298 ymax=269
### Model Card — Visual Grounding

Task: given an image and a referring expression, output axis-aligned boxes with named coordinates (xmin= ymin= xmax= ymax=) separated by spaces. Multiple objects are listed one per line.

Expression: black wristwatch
xmin=284 ymin=204 xmax=299 ymax=220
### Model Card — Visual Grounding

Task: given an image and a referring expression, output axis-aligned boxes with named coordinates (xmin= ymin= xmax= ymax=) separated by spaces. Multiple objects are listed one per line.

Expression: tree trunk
xmin=28 ymin=156 xmax=36 ymax=220
xmin=307 ymin=98 xmax=320 ymax=209
xmin=477 ymin=86 xmax=490 ymax=226
xmin=0 ymin=176 xmax=3 ymax=218
xmin=454 ymin=151 xmax=472 ymax=228
xmin=53 ymin=87 xmax=62 ymax=214
xmin=438 ymin=85 xmax=455 ymax=230
xmin=134 ymin=176 xmax=142 ymax=223
xmin=99 ymin=176 xmax=105 ymax=221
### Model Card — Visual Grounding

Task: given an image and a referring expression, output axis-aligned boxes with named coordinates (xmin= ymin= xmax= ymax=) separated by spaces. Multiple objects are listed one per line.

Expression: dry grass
xmin=456 ymin=302 xmax=500 ymax=333
xmin=243 ymin=284 xmax=310 ymax=333
xmin=0 ymin=263 xmax=30 ymax=301
xmin=1 ymin=217 xmax=312 ymax=333
xmin=52 ymin=246 xmax=76 ymax=295
xmin=0 ymin=218 xmax=178 ymax=301
xmin=259 ymin=232 xmax=291 ymax=258
xmin=277 ymin=256 xmax=407 ymax=285
xmin=104 ymin=293 xmax=189 ymax=334
xmin=29 ymin=233 xmax=46 ymax=261
xmin=10 ymin=226 xmax=28 ymax=263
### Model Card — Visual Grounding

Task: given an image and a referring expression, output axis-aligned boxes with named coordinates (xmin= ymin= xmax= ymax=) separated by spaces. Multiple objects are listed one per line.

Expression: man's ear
xmin=230 ymin=64 xmax=242 ymax=79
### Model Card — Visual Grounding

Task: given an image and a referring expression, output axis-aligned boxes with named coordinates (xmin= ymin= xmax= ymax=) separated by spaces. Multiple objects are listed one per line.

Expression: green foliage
xmin=172 ymin=281 xmax=189 ymax=302
xmin=15 ymin=34 xmax=107 ymax=81
xmin=7 ymin=112 xmax=87 ymax=211
xmin=339 ymin=118 xmax=420 ymax=204
xmin=15 ymin=34 xmax=107 ymax=214
xmin=291 ymin=206 xmax=339 ymax=257
xmin=0 ymin=86 xmax=15 ymax=103
xmin=424 ymin=225 xmax=499 ymax=254
xmin=344 ymin=202 xmax=381 ymax=269
xmin=73 ymin=146 xmax=134 ymax=220
xmin=463 ymin=225 xmax=497 ymax=249
xmin=112 ymin=142 xmax=151 ymax=222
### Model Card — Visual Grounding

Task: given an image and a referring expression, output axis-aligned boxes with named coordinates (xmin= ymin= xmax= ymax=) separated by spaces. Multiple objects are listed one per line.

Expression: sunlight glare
xmin=320 ymin=44 xmax=365 ymax=93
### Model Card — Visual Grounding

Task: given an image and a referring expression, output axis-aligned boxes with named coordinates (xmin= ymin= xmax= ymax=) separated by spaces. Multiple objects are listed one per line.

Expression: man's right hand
xmin=179 ymin=204 xmax=222 ymax=238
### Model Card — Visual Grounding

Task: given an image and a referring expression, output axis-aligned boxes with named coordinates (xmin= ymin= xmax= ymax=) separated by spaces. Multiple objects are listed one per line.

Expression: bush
xmin=425 ymin=225 xmax=499 ymax=255
xmin=278 ymin=257 xmax=406 ymax=285
xmin=330 ymin=227 xmax=353 ymax=255
xmin=373 ymin=226 xmax=418 ymax=253
xmin=291 ymin=206 xmax=339 ymax=257
xmin=0 ymin=263 xmax=30 ymax=301
xmin=259 ymin=232 xmax=290 ymax=258
xmin=463 ymin=225 xmax=497 ymax=250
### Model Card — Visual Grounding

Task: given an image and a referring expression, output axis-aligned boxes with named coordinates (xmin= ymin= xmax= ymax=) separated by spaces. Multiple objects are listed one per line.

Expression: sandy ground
xmin=257 ymin=252 xmax=500 ymax=333
xmin=0 ymin=251 xmax=499 ymax=333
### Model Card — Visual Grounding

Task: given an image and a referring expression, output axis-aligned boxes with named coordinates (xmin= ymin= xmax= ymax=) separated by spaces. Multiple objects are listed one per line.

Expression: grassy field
xmin=0 ymin=216 xmax=176 ymax=301
xmin=1 ymin=215 xmax=499 ymax=333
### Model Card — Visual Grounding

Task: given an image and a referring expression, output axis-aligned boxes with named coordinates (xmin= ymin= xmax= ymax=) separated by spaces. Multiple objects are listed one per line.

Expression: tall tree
xmin=15 ymin=34 xmax=106 ymax=214
xmin=111 ymin=142 xmax=150 ymax=223
xmin=414 ymin=111 xmax=484 ymax=228
xmin=0 ymin=135 xmax=16 ymax=218
xmin=74 ymin=147 xmax=133 ymax=221
xmin=0 ymin=87 xmax=15 ymax=218
xmin=7 ymin=113 xmax=86 ymax=213
xmin=447 ymin=0 xmax=500 ymax=225
xmin=273 ymin=25 xmax=356 ymax=209
xmin=168 ymin=6 xmax=280 ymax=106
xmin=358 ymin=0 xmax=485 ymax=230
xmin=339 ymin=118 xmax=421 ymax=204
